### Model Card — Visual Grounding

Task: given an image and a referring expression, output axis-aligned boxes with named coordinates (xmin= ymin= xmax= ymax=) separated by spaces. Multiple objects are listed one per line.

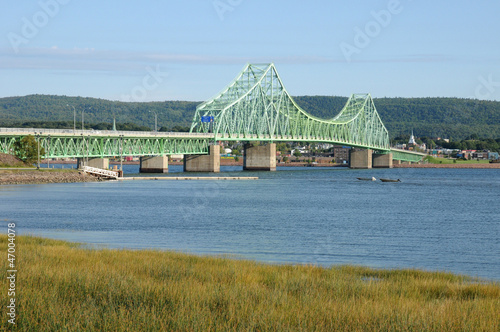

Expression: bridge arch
xmin=190 ymin=63 xmax=390 ymax=150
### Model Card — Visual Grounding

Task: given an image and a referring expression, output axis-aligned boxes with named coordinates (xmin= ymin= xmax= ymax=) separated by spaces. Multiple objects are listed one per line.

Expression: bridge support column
xmin=349 ymin=149 xmax=372 ymax=169
xmin=373 ymin=153 xmax=393 ymax=168
xmin=79 ymin=158 xmax=109 ymax=169
xmin=77 ymin=158 xmax=85 ymax=169
xmin=140 ymin=156 xmax=168 ymax=173
xmin=393 ymin=159 xmax=401 ymax=165
xmin=243 ymin=143 xmax=276 ymax=171
xmin=183 ymin=145 xmax=220 ymax=172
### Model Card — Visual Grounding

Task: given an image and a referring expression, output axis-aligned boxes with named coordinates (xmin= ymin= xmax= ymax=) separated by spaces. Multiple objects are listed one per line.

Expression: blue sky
xmin=1 ymin=0 xmax=499 ymax=102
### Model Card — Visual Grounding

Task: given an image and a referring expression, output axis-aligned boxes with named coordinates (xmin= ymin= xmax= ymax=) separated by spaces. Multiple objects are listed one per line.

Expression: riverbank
xmin=41 ymin=160 xmax=343 ymax=167
xmin=1 ymin=235 xmax=498 ymax=331
xmin=0 ymin=169 xmax=99 ymax=185
xmin=395 ymin=163 xmax=500 ymax=169
xmin=165 ymin=160 xmax=343 ymax=167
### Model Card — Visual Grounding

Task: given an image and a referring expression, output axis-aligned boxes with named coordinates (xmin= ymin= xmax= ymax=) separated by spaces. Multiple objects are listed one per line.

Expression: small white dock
xmin=81 ymin=166 xmax=119 ymax=179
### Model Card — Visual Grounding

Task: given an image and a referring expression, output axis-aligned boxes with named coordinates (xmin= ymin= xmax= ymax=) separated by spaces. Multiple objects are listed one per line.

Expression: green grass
xmin=0 ymin=163 xmax=33 ymax=168
xmin=2 ymin=235 xmax=499 ymax=331
xmin=424 ymin=156 xmax=490 ymax=164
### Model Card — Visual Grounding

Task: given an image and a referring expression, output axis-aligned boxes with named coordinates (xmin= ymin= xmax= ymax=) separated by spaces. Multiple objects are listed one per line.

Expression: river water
xmin=1 ymin=165 xmax=499 ymax=280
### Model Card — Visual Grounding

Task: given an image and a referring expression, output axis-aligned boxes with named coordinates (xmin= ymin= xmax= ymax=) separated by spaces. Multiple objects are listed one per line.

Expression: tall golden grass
xmin=1 ymin=235 xmax=499 ymax=331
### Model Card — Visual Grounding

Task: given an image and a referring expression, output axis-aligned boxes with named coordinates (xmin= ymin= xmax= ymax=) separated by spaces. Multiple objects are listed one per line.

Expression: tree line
xmin=1 ymin=94 xmax=499 ymax=140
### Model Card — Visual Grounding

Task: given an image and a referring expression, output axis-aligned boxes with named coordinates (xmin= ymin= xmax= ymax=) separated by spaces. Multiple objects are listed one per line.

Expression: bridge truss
xmin=0 ymin=130 xmax=212 ymax=159
xmin=191 ymin=63 xmax=390 ymax=151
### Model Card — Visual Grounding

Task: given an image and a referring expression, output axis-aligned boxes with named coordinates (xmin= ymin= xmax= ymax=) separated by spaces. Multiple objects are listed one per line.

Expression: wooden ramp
xmin=82 ymin=166 xmax=119 ymax=180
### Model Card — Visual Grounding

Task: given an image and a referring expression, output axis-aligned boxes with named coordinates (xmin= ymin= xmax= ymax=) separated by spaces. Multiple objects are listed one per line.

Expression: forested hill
xmin=1 ymin=94 xmax=499 ymax=139
xmin=294 ymin=96 xmax=500 ymax=140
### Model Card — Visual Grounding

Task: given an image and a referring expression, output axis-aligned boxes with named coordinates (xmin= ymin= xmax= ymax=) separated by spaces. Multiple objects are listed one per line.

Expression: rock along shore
xmin=0 ymin=170 xmax=99 ymax=185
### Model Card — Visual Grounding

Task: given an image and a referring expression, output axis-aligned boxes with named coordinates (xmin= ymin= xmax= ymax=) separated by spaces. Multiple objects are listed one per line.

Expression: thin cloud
xmin=0 ymin=47 xmax=458 ymax=74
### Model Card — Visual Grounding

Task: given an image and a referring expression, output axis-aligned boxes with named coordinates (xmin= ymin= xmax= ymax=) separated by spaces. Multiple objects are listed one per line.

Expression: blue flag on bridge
xmin=201 ymin=116 xmax=214 ymax=123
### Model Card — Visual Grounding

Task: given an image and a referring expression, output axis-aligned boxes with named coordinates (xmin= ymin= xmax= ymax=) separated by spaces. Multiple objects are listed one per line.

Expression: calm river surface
xmin=1 ymin=165 xmax=499 ymax=280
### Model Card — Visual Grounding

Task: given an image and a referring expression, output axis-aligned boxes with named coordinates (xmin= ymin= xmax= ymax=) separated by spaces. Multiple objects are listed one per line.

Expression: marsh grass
xmin=2 ymin=235 xmax=499 ymax=331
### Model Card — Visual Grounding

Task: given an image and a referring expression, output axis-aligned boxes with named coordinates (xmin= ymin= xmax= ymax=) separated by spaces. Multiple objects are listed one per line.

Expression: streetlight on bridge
xmin=80 ymin=133 xmax=85 ymax=168
xmin=119 ymin=135 xmax=123 ymax=173
xmin=87 ymin=134 xmax=90 ymax=166
xmin=67 ymin=104 xmax=76 ymax=133
xmin=82 ymin=106 xmax=91 ymax=131
xmin=149 ymin=110 xmax=159 ymax=132
xmin=46 ymin=135 xmax=50 ymax=168
xmin=35 ymin=131 xmax=41 ymax=169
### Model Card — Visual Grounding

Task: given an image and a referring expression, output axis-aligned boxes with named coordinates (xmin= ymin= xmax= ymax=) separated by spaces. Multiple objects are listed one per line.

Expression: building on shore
xmin=333 ymin=146 xmax=350 ymax=164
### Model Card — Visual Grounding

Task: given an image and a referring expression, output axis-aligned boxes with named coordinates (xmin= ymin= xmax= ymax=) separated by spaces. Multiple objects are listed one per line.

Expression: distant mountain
xmin=1 ymin=94 xmax=499 ymax=139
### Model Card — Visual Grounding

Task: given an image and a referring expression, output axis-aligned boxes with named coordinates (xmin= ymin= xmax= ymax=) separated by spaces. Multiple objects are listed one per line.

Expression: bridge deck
xmin=0 ymin=128 xmax=214 ymax=139
xmin=0 ymin=128 xmax=425 ymax=162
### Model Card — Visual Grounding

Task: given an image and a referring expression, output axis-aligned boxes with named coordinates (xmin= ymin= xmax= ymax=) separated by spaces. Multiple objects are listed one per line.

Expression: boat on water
xmin=380 ymin=178 xmax=401 ymax=182
xmin=357 ymin=177 xmax=376 ymax=181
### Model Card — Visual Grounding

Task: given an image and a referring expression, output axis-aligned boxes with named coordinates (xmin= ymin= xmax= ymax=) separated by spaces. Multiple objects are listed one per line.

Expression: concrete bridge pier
xmin=76 ymin=158 xmax=85 ymax=168
xmin=140 ymin=156 xmax=168 ymax=173
xmin=349 ymin=149 xmax=372 ymax=169
xmin=183 ymin=145 xmax=220 ymax=172
xmin=243 ymin=143 xmax=276 ymax=171
xmin=373 ymin=153 xmax=393 ymax=168
xmin=77 ymin=158 xmax=109 ymax=169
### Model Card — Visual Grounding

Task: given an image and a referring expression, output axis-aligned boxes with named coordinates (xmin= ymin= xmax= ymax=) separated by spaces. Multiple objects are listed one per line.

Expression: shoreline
xmin=394 ymin=163 xmax=500 ymax=169
xmin=0 ymin=169 xmax=99 ymax=185
xmin=2 ymin=162 xmax=499 ymax=185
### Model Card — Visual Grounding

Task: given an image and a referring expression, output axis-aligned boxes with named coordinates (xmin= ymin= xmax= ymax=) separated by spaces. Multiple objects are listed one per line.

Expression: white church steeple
xmin=408 ymin=130 xmax=416 ymax=145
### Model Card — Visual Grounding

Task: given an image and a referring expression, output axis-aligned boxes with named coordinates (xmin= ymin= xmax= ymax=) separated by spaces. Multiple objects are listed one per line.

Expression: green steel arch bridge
xmin=0 ymin=63 xmax=423 ymax=163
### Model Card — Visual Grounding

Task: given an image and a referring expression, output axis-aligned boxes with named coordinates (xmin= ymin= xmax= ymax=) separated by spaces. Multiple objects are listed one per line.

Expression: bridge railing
xmin=0 ymin=127 xmax=214 ymax=138
xmin=389 ymin=148 xmax=427 ymax=162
